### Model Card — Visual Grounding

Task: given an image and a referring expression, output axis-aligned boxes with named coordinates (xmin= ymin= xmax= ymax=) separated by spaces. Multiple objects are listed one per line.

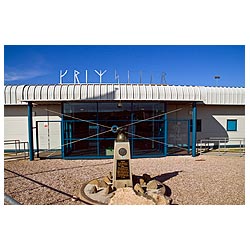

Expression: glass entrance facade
xmin=62 ymin=102 xmax=167 ymax=158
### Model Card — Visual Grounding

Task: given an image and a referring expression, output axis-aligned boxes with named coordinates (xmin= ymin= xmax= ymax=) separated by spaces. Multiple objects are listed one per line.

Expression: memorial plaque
xmin=112 ymin=131 xmax=133 ymax=188
xmin=116 ymin=160 xmax=130 ymax=180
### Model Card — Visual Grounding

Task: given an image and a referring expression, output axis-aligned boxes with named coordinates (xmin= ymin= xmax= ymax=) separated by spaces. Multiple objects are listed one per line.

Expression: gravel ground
xmin=4 ymin=154 xmax=245 ymax=205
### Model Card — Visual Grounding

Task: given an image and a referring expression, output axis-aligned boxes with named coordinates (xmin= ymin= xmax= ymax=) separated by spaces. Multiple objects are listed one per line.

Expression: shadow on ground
xmin=132 ymin=170 xmax=182 ymax=203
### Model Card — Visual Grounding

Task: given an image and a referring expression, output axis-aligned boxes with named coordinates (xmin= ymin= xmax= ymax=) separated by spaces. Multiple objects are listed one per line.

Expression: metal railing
xmin=4 ymin=140 xmax=29 ymax=160
xmin=4 ymin=193 xmax=21 ymax=205
xmin=198 ymin=137 xmax=245 ymax=156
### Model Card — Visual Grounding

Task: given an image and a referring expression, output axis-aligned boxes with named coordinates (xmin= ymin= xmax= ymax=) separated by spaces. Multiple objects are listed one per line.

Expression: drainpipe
xmin=192 ymin=102 xmax=197 ymax=157
xmin=28 ymin=102 xmax=34 ymax=160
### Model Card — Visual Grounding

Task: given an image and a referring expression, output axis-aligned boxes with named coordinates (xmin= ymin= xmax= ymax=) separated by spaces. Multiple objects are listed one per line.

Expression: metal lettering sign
xmin=59 ymin=69 xmax=167 ymax=84
xmin=59 ymin=69 xmax=107 ymax=84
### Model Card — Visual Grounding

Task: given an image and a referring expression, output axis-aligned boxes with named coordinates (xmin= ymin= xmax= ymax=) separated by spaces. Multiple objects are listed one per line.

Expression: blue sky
xmin=4 ymin=45 xmax=245 ymax=87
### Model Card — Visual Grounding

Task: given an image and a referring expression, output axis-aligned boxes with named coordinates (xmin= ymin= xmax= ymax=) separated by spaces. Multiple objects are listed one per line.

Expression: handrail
xmin=4 ymin=193 xmax=21 ymax=205
xmin=198 ymin=137 xmax=245 ymax=156
xmin=4 ymin=140 xmax=29 ymax=160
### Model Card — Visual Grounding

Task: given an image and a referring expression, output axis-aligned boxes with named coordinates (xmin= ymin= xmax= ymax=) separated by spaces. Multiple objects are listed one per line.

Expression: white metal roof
xmin=4 ymin=84 xmax=245 ymax=105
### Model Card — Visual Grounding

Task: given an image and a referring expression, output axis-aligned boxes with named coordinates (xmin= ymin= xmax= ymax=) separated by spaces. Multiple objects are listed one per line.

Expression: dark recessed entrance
xmin=62 ymin=102 xmax=167 ymax=158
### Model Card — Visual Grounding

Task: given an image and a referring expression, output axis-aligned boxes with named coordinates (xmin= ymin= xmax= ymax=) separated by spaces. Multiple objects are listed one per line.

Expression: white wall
xmin=4 ymin=102 xmax=245 ymax=153
xmin=4 ymin=104 xmax=61 ymax=151
xmin=167 ymin=103 xmax=245 ymax=143
xmin=198 ymin=105 xmax=245 ymax=140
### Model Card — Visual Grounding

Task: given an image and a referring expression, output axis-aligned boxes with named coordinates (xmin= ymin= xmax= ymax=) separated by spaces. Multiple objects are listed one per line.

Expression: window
xmin=190 ymin=119 xmax=202 ymax=132
xmin=227 ymin=119 xmax=237 ymax=131
xmin=62 ymin=101 xmax=166 ymax=158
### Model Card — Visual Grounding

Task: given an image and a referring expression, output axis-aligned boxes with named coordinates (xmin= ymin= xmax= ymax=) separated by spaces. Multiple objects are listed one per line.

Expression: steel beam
xmin=28 ymin=102 xmax=34 ymax=160
xmin=192 ymin=102 xmax=197 ymax=157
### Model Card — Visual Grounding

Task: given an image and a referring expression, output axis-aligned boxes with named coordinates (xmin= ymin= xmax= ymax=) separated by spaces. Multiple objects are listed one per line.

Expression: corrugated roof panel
xmin=193 ymin=86 xmax=200 ymax=100
xmin=93 ymin=84 xmax=99 ymax=99
xmin=105 ymin=84 xmax=113 ymax=99
xmin=199 ymin=86 xmax=207 ymax=103
xmin=225 ymin=88 xmax=231 ymax=104
xmin=15 ymin=85 xmax=25 ymax=104
xmin=213 ymin=88 xmax=218 ymax=103
xmin=187 ymin=86 xmax=193 ymax=100
xmin=28 ymin=86 xmax=36 ymax=100
xmin=4 ymin=85 xmax=11 ymax=104
xmin=67 ymin=84 xmax=75 ymax=100
xmin=146 ymin=85 xmax=152 ymax=99
xmin=224 ymin=88 xmax=229 ymax=104
xmin=213 ymin=87 xmax=218 ymax=103
xmin=228 ymin=88 xmax=235 ymax=104
xmin=182 ymin=86 xmax=190 ymax=100
xmin=234 ymin=88 xmax=238 ymax=104
xmin=8 ymin=85 xmax=15 ymax=104
xmin=54 ymin=85 xmax=61 ymax=99
xmin=60 ymin=85 xmax=69 ymax=100
xmin=220 ymin=87 xmax=225 ymax=104
xmin=100 ymin=84 xmax=107 ymax=99
xmin=206 ymin=87 xmax=211 ymax=103
xmin=34 ymin=85 xmax=42 ymax=100
xmin=178 ymin=86 xmax=184 ymax=99
xmin=39 ymin=85 xmax=46 ymax=100
xmin=4 ymin=84 xmax=245 ymax=105
xmin=171 ymin=86 xmax=178 ymax=100
xmin=157 ymin=85 xmax=164 ymax=100
xmin=112 ymin=85 xmax=118 ymax=100
xmin=137 ymin=85 xmax=144 ymax=99
xmin=232 ymin=88 xmax=237 ymax=104
xmin=119 ymin=85 xmax=126 ymax=100
xmin=126 ymin=84 xmax=133 ymax=100
xmin=80 ymin=84 xmax=87 ymax=99
xmin=152 ymin=85 xmax=159 ymax=99
xmin=135 ymin=85 xmax=140 ymax=100
xmin=238 ymin=88 xmax=245 ymax=104
xmin=87 ymin=84 xmax=93 ymax=99
xmin=73 ymin=85 xmax=80 ymax=100
xmin=231 ymin=88 xmax=236 ymax=104
xmin=164 ymin=86 xmax=171 ymax=99
xmin=47 ymin=85 xmax=54 ymax=100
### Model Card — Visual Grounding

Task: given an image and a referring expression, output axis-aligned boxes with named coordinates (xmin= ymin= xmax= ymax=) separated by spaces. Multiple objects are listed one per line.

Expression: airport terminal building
xmin=4 ymin=83 xmax=245 ymax=160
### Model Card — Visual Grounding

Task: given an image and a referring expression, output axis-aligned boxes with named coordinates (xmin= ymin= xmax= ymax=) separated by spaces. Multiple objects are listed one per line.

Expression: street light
xmin=214 ymin=75 xmax=221 ymax=86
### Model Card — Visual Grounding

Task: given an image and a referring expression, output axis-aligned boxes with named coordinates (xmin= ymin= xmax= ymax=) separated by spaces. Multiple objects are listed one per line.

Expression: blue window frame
xmin=62 ymin=101 xmax=167 ymax=159
xmin=227 ymin=119 xmax=237 ymax=131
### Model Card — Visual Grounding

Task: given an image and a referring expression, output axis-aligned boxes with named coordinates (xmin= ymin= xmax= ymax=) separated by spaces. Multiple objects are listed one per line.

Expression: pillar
xmin=192 ymin=102 xmax=197 ymax=157
xmin=28 ymin=102 xmax=34 ymax=160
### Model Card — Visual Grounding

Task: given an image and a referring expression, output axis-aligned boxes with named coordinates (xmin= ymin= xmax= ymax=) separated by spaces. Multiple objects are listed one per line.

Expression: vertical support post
xmin=192 ymin=102 xmax=197 ymax=157
xmin=96 ymin=102 xmax=100 ymax=157
xmin=61 ymin=103 xmax=65 ymax=158
xmin=164 ymin=113 xmax=168 ymax=156
xmin=187 ymin=119 xmax=190 ymax=154
xmin=129 ymin=102 xmax=135 ymax=158
xmin=35 ymin=121 xmax=40 ymax=158
xmin=28 ymin=102 xmax=34 ymax=161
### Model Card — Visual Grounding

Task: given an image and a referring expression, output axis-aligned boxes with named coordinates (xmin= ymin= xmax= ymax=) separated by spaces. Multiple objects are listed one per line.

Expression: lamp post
xmin=214 ymin=75 xmax=220 ymax=86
